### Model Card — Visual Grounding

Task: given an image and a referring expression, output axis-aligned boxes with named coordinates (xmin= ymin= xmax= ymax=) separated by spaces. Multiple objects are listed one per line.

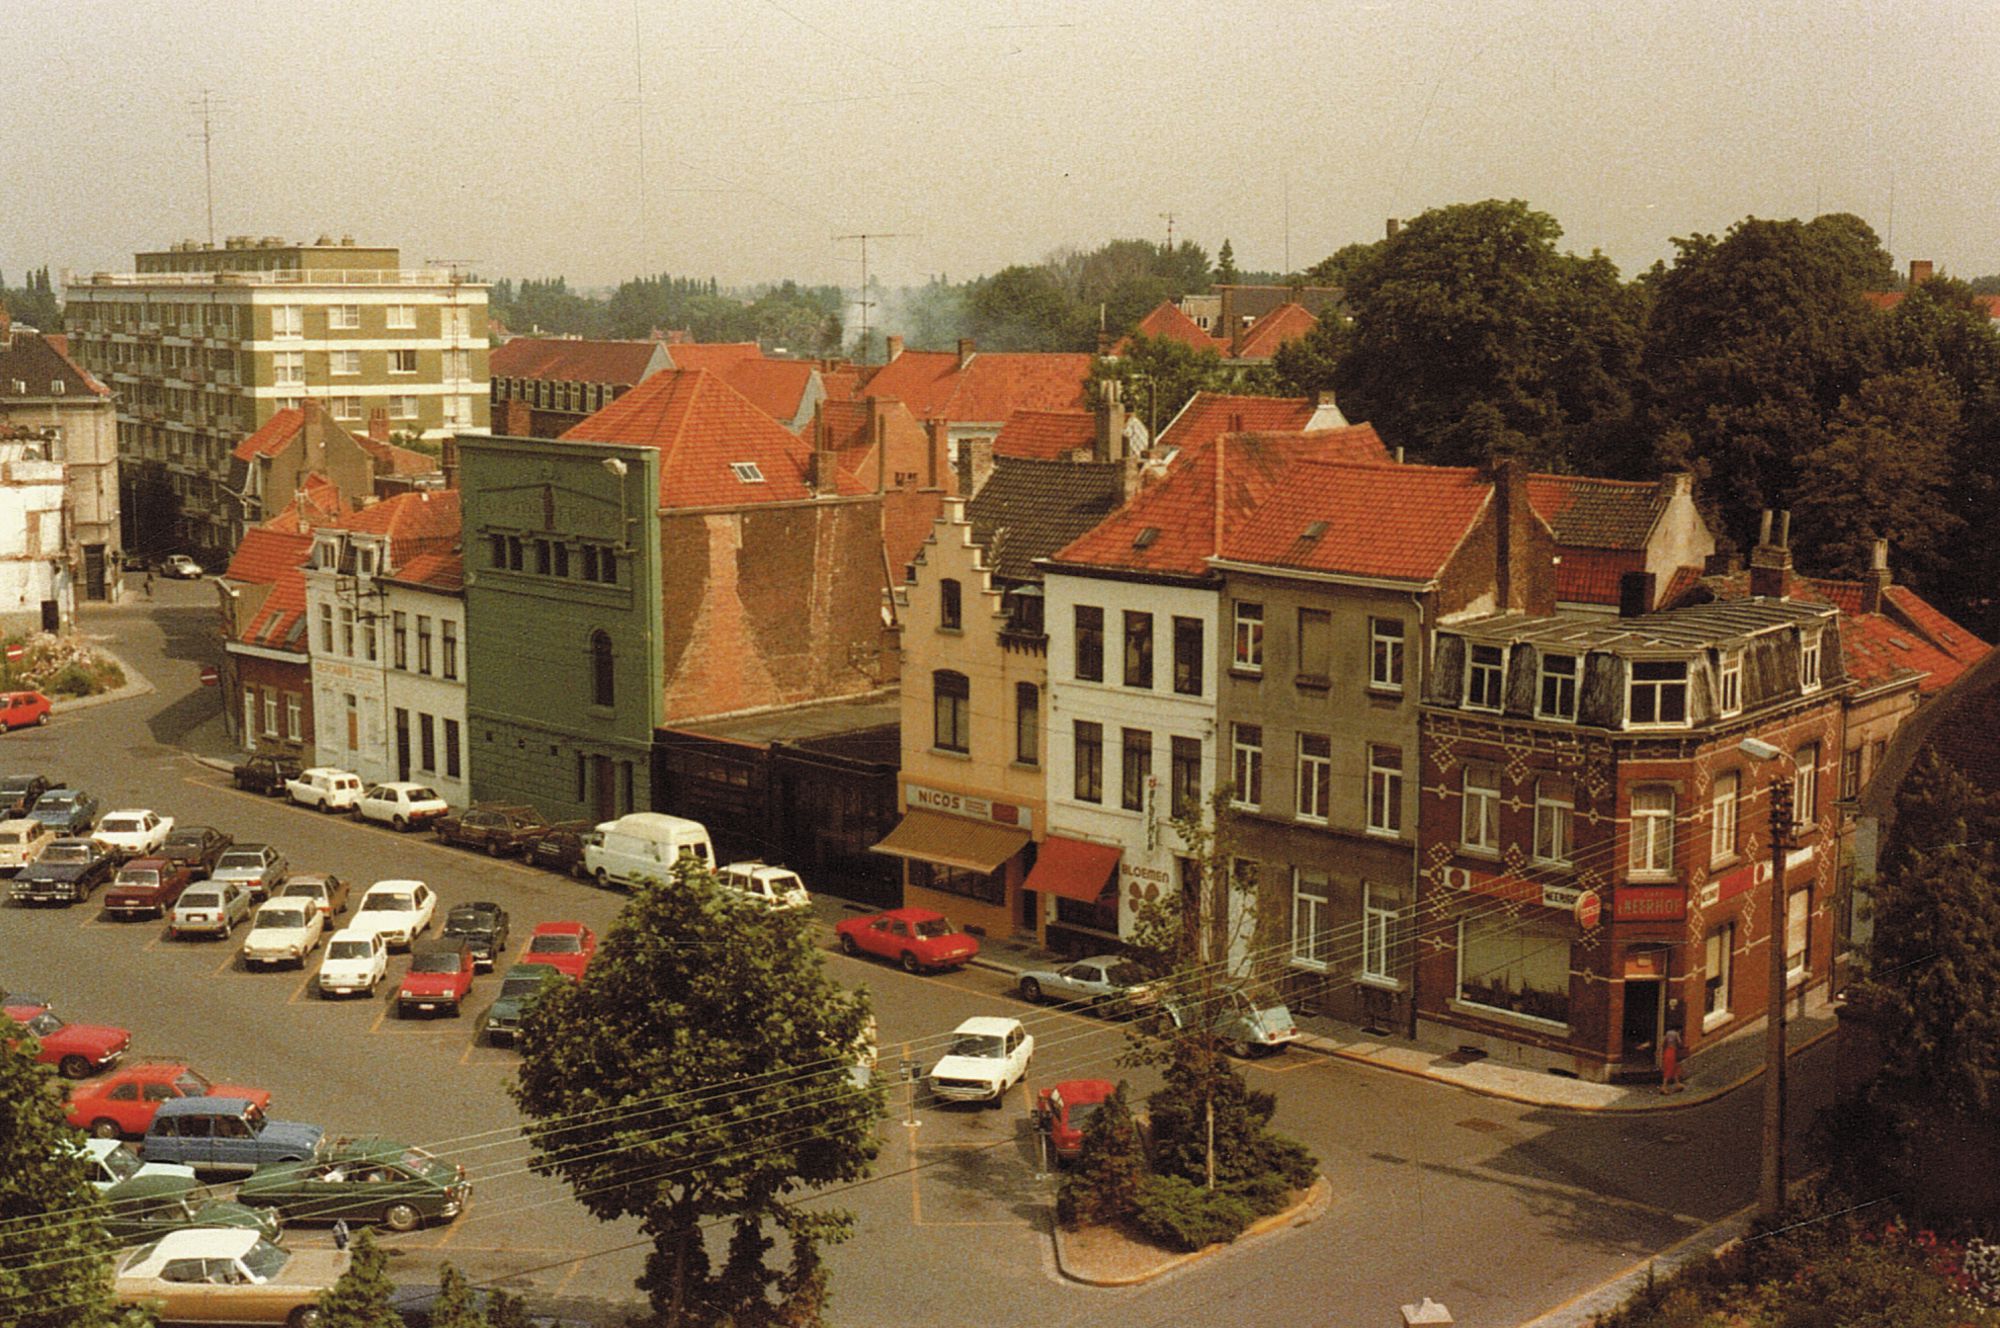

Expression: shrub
xmin=1146 ymin=1043 xmax=1316 ymax=1206
xmin=1055 ymin=1083 xmax=1146 ymax=1229
xmin=1130 ymin=1175 xmax=1254 ymax=1252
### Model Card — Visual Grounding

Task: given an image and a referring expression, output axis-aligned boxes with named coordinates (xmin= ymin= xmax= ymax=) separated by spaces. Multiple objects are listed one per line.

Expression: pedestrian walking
xmin=143 ymin=570 xmax=154 ymax=599
xmin=332 ymin=1218 xmax=351 ymax=1251
xmin=1660 ymin=1001 xmax=1686 ymax=1094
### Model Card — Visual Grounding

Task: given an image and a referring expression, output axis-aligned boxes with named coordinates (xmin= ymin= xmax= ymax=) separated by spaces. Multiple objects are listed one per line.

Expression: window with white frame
xmin=1799 ymin=632 xmax=1822 ymax=692
xmin=1291 ymin=870 xmax=1331 ymax=969
xmin=1232 ymin=602 xmax=1263 ymax=672
xmin=339 ymin=607 xmax=355 ymax=657
xmin=1296 ymin=734 xmax=1331 ymax=823
xmin=331 ymin=349 xmax=360 ymax=376
xmin=1793 ymin=743 xmax=1818 ymax=834
xmin=1703 ymin=924 xmax=1733 ymax=1023
xmin=390 ymin=395 xmax=419 ymax=420
xmin=444 ymin=349 xmax=469 ymax=381
xmin=1462 ymin=763 xmax=1500 ymax=852
xmin=284 ymin=694 xmax=301 ymax=741
xmin=1533 ymin=776 xmax=1574 ymax=865
xmin=262 ymin=690 xmax=278 ymax=736
xmin=272 ymin=305 xmax=302 ymax=338
xmin=1230 ymin=723 xmax=1262 ymax=809
xmin=331 ymin=396 xmax=362 ymax=421
xmin=1786 ymin=887 xmax=1810 ymax=982
xmin=1465 ymin=644 xmax=1505 ymax=710
xmin=242 ymin=689 xmax=256 ymax=746
xmin=274 ymin=351 xmax=304 ymax=386
xmin=329 ymin=304 xmax=361 ymax=330
xmin=387 ymin=304 xmax=416 ymax=329
xmin=1718 ymin=649 xmax=1743 ymax=715
xmin=1538 ymin=652 xmax=1579 ymax=721
xmin=319 ymin=604 xmax=334 ymax=652
xmin=1629 ymin=785 xmax=1675 ymax=877
xmin=1711 ymin=770 xmax=1740 ymax=865
xmin=1628 ymin=659 xmax=1689 ymax=726
xmin=390 ymin=348 xmax=417 ymax=374
xmin=1362 ymin=882 xmax=1399 ymax=983
xmin=443 ymin=395 xmax=471 ymax=427
xmin=1367 ymin=744 xmax=1403 ymax=835
xmin=1370 ymin=617 xmax=1405 ymax=692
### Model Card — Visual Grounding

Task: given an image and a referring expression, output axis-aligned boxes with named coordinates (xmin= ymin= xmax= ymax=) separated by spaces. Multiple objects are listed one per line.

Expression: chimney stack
xmin=1491 ymin=458 xmax=1526 ymax=609
xmin=956 ymin=338 xmax=975 ymax=371
xmin=1860 ymin=538 xmax=1892 ymax=614
xmin=1095 ymin=378 xmax=1127 ymax=463
xmin=367 ymin=408 xmax=389 ymax=444
xmin=926 ymin=417 xmax=949 ymax=491
xmin=1618 ymin=570 xmax=1657 ymax=618
xmin=1910 ymin=259 xmax=1935 ymax=286
xmin=884 ymin=334 xmax=904 ymax=362
xmin=1748 ymin=508 xmax=1794 ymax=599
xmin=1385 ymin=218 xmax=1402 ymax=240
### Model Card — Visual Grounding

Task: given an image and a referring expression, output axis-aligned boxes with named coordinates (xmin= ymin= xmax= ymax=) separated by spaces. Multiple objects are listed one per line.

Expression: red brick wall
xmin=658 ymin=496 xmax=889 ymax=721
xmin=232 ymin=653 xmax=313 ymax=756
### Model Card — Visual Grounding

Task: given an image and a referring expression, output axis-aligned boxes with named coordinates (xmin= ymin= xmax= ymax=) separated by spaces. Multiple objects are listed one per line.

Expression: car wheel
xmin=1018 ymin=977 xmax=1043 ymax=1004
xmin=34 ymin=713 xmax=48 ymax=727
xmin=89 ymin=1117 xmax=121 ymax=1140
xmin=380 ymin=1201 xmax=422 ymax=1232
xmin=593 ymin=867 xmax=611 ymax=888
xmin=287 ymin=1306 xmax=322 ymax=1328
xmin=838 ymin=934 xmax=860 ymax=957
xmin=58 ymin=1054 xmax=91 ymax=1079
xmin=986 ymin=1092 xmax=1005 ymax=1110
xmin=1229 ymin=1039 xmax=1255 ymax=1060
xmin=486 ymin=838 xmax=505 ymax=857
xmin=899 ymin=951 xmax=922 ymax=975
xmin=392 ymin=815 xmax=407 ymax=831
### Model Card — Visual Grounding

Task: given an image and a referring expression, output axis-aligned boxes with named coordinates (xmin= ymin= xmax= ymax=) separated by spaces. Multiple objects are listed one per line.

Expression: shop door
xmin=1622 ymin=978 xmax=1662 ymax=1067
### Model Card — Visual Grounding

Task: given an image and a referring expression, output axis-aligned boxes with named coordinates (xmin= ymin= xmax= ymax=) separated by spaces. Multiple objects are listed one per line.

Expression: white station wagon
xmin=0 ymin=817 xmax=54 ymax=872
xmin=718 ymin=862 xmax=811 ymax=910
xmin=285 ymin=767 xmax=363 ymax=812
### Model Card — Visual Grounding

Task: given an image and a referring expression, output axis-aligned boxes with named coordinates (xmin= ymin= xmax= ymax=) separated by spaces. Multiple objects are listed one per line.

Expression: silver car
xmin=209 ymin=844 xmax=287 ymax=904
xmin=1015 ymin=955 xmax=1158 ymax=1016
xmin=167 ymin=881 xmax=253 ymax=940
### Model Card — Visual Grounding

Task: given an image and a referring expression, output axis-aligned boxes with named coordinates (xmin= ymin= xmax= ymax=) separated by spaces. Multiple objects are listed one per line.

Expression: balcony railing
xmin=83 ymin=268 xmax=486 ymax=288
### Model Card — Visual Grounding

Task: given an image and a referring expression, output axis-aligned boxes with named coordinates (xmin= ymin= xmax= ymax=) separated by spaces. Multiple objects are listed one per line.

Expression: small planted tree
xmin=316 ymin=1229 xmax=399 ymax=1328
xmin=1055 ymin=1083 xmax=1147 ymax=1228
xmin=512 ymin=859 xmax=884 ymax=1327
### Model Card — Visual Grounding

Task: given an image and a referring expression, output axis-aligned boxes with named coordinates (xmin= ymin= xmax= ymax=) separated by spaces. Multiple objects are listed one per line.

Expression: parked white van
xmin=583 ymin=814 xmax=713 ymax=889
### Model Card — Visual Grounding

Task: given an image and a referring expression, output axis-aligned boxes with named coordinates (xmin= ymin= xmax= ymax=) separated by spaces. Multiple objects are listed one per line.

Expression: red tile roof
xmin=385 ymin=551 xmax=463 ymax=594
xmin=339 ymin=489 xmax=461 ymax=558
xmin=1233 ymin=302 xmax=1319 ymax=360
xmin=1524 ymin=474 xmax=1665 ymax=549
xmin=239 ymin=568 xmax=309 ymax=650
xmin=1051 ymin=433 xmax=1393 ymax=577
xmin=861 ymin=348 xmax=1093 ymax=423
xmin=1156 ymin=393 xmax=1318 ymax=454
xmin=261 ymin=473 xmax=354 ymax=533
xmin=663 ymin=342 xmax=764 ymax=375
xmin=356 ymin=436 xmax=440 ymax=477
xmin=224 ymin=527 xmax=314 ymax=586
xmin=1216 ymin=460 xmax=1494 ymax=582
xmin=232 ymin=408 xmax=306 ymax=463
xmin=1113 ymin=302 xmax=1230 ymax=357
xmin=1555 ymin=547 xmax=1644 ymax=604
xmin=561 ymin=369 xmax=867 ymax=507
xmin=1860 ymin=290 xmax=2000 ymax=320
xmin=994 ymin=409 xmax=1096 ymax=461
xmin=816 ymin=400 xmax=873 ymax=455
xmin=819 ymin=368 xmax=863 ymax=402
xmin=490 ymin=337 xmax=664 ymax=385
xmin=721 ymin=358 xmax=815 ymax=425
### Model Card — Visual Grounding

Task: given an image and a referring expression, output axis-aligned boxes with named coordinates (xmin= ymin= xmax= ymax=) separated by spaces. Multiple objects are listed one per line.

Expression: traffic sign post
xmin=199 ymin=666 xmax=219 ymax=688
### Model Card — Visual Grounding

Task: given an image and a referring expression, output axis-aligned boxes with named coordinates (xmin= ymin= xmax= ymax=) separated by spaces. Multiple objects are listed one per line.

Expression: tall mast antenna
xmin=193 ymin=89 xmax=219 ymax=246
xmin=633 ymin=0 xmax=649 ymax=266
xmin=834 ymin=233 xmax=905 ymax=363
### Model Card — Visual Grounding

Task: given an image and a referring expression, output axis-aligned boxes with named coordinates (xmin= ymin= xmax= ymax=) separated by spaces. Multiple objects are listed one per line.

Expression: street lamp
xmin=1737 ymin=735 xmax=1795 ymax=1218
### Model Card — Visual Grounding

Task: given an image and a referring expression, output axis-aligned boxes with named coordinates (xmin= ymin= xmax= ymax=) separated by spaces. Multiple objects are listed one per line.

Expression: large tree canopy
xmin=511 ymin=864 xmax=882 ymax=1327
xmin=1284 ymin=199 xmax=1645 ymax=471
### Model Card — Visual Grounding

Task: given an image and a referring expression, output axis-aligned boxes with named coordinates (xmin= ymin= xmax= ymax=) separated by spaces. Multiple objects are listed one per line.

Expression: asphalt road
xmin=7 ymin=587 xmax=1839 ymax=1327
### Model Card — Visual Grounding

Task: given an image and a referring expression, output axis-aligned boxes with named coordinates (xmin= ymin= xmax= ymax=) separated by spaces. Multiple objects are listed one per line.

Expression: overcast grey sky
xmin=8 ymin=0 xmax=1997 ymax=293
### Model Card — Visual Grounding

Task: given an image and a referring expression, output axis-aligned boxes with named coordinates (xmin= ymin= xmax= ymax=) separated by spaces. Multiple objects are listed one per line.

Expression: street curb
xmin=46 ymin=645 xmax=154 ymax=715
xmin=1051 ymin=1175 xmax=1331 ymax=1287
xmin=1515 ymin=1197 xmax=1760 ymax=1328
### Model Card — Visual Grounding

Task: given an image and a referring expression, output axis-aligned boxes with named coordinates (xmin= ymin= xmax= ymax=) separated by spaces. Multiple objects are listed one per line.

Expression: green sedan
xmin=101 ymin=1173 xmax=280 ymax=1245
xmin=478 ymin=962 xmax=570 ymax=1046
xmin=235 ymin=1137 xmax=469 ymax=1232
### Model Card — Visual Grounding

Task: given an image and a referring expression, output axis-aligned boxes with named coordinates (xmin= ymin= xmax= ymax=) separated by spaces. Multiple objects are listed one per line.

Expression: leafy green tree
xmin=1215 ymin=240 xmax=1239 ymax=285
xmin=1787 ymin=368 xmax=1963 ymax=584
xmin=315 ymin=1229 xmax=399 ymax=1328
xmin=1639 ymin=213 xmax=1891 ymax=545
xmin=1314 ymin=199 xmax=1644 ymax=470
xmin=1091 ymin=334 xmax=1238 ymax=437
xmin=0 ymin=1039 xmax=132 ymax=1328
xmin=1301 ymin=240 xmax=1379 ymax=290
xmin=966 ymin=264 xmax=1085 ymax=351
xmin=511 ymin=862 xmax=883 ymax=1327
xmin=0 ymin=266 xmax=63 ymax=332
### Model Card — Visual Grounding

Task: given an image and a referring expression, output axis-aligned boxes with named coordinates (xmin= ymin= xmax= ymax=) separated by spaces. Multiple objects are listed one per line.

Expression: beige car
xmin=113 ymin=1227 xmax=348 ymax=1327
xmin=0 ymin=817 xmax=54 ymax=873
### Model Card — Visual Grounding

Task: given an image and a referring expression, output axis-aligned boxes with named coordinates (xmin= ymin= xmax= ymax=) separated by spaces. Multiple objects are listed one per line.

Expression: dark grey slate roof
xmin=964 ymin=456 xmax=1126 ymax=583
xmin=1449 ymin=597 xmax=1839 ymax=652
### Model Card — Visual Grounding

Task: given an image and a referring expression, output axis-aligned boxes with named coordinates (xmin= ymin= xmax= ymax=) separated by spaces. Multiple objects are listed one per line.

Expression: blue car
xmin=141 ymin=1096 xmax=324 ymax=1176
xmin=27 ymin=788 xmax=100 ymax=836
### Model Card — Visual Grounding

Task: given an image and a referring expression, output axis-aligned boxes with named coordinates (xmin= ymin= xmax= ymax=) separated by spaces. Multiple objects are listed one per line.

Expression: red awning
xmin=1023 ymin=835 xmax=1121 ymax=902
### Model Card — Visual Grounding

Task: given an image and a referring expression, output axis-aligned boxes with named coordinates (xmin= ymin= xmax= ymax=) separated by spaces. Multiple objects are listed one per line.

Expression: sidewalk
xmin=931 ymin=915 xmax=1840 ymax=1114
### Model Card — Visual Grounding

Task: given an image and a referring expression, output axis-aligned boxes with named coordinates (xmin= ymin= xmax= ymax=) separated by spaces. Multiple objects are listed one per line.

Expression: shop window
xmin=909 ymin=858 xmax=1004 ymax=906
xmin=1457 ymin=915 xmax=1570 ymax=1026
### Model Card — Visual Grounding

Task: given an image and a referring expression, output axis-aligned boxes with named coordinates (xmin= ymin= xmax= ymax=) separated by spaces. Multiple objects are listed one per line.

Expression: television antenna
xmin=834 ymin=232 xmax=905 ymax=363
xmin=188 ymin=89 xmax=230 ymax=246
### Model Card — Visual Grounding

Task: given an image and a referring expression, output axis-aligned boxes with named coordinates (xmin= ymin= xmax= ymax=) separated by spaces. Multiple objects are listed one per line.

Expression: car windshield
xmin=529 ymin=934 xmax=580 ymax=953
xmin=1105 ymin=962 xmax=1146 ymax=987
xmin=400 ymin=1147 xmax=437 ymax=1171
xmin=38 ymin=795 xmax=76 ymax=810
xmin=409 ymin=952 xmax=462 ymax=973
xmin=913 ymin=919 xmax=954 ymax=939
xmin=216 ymin=851 xmax=264 ymax=870
xmin=117 ymin=871 xmax=160 ymax=887
xmin=363 ymin=894 xmax=413 ymax=912
xmin=42 ymin=844 xmax=89 ymax=863
xmin=102 ymin=1145 xmax=142 ymax=1181
xmin=500 ymin=973 xmax=546 ymax=997
xmin=180 ymin=892 xmax=221 ymax=909
xmin=164 ymin=832 xmax=202 ymax=848
xmin=328 ymin=940 xmax=373 ymax=960
xmin=281 ymin=883 xmax=323 ymax=899
xmin=101 ymin=818 xmax=143 ymax=834
xmin=241 ymin=1240 xmax=287 ymax=1282
xmin=0 ymin=778 xmax=32 ymax=794
xmin=1070 ymin=1101 xmax=1105 ymax=1132
xmin=173 ymin=1071 xmax=210 ymax=1095
xmin=947 ymin=1033 xmax=1004 ymax=1059
xmin=255 ymin=908 xmax=307 ymax=930
xmin=25 ymin=1012 xmax=62 ymax=1036
xmin=445 ymin=909 xmax=489 ymax=930
xmin=408 ymin=788 xmax=440 ymax=802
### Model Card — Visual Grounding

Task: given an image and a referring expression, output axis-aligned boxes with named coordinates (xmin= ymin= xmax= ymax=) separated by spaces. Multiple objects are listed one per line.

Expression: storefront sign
xmin=903 ymin=783 xmax=1032 ymax=833
xmin=1614 ymin=886 xmax=1686 ymax=922
xmin=1712 ymin=843 xmax=1816 ymax=903
xmin=1542 ymin=883 xmax=1583 ymax=911
xmin=1623 ymin=949 xmax=1666 ymax=978
xmin=1442 ymin=863 xmax=1552 ymax=908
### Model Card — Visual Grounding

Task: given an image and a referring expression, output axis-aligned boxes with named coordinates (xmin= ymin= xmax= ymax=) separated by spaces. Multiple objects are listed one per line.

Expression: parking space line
xmin=284 ymin=969 xmax=315 ymax=1004
xmin=434 ymin=1197 xmax=468 ymax=1249
xmin=211 ymin=949 xmax=240 ymax=976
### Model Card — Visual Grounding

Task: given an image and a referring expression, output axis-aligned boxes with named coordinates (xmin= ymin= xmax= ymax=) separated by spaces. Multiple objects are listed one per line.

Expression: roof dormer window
xmin=1132 ymin=527 xmax=1159 ymax=550
xmin=730 ymin=461 xmax=764 ymax=483
xmin=1799 ymin=631 xmax=1822 ymax=694
xmin=1627 ymin=659 xmax=1689 ymax=727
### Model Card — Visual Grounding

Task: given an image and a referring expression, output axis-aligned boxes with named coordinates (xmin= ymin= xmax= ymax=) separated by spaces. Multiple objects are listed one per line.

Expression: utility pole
xmin=1761 ymin=770 xmax=1795 ymax=1216
xmin=834 ymin=233 xmax=904 ymax=363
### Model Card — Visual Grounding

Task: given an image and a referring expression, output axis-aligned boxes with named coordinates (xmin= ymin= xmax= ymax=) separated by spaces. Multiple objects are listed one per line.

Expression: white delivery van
xmin=583 ymin=813 xmax=713 ymax=889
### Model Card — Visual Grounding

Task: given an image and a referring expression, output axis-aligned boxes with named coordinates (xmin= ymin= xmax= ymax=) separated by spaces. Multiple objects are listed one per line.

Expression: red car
xmin=64 ymin=1062 xmax=271 ymax=1139
xmin=521 ymin=922 xmax=597 ymax=981
xmin=103 ymin=856 xmax=197 ymax=919
xmin=396 ymin=939 xmax=476 ymax=1018
xmin=0 ymin=691 xmax=51 ymax=731
xmin=834 ymin=908 xmax=979 ymax=974
xmin=1034 ymin=1079 xmax=1116 ymax=1163
xmin=5 ymin=1004 xmax=131 ymax=1079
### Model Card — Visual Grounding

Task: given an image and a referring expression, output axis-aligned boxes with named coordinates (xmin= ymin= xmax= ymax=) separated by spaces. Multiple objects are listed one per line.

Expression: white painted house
xmin=0 ymin=439 xmax=74 ymax=635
